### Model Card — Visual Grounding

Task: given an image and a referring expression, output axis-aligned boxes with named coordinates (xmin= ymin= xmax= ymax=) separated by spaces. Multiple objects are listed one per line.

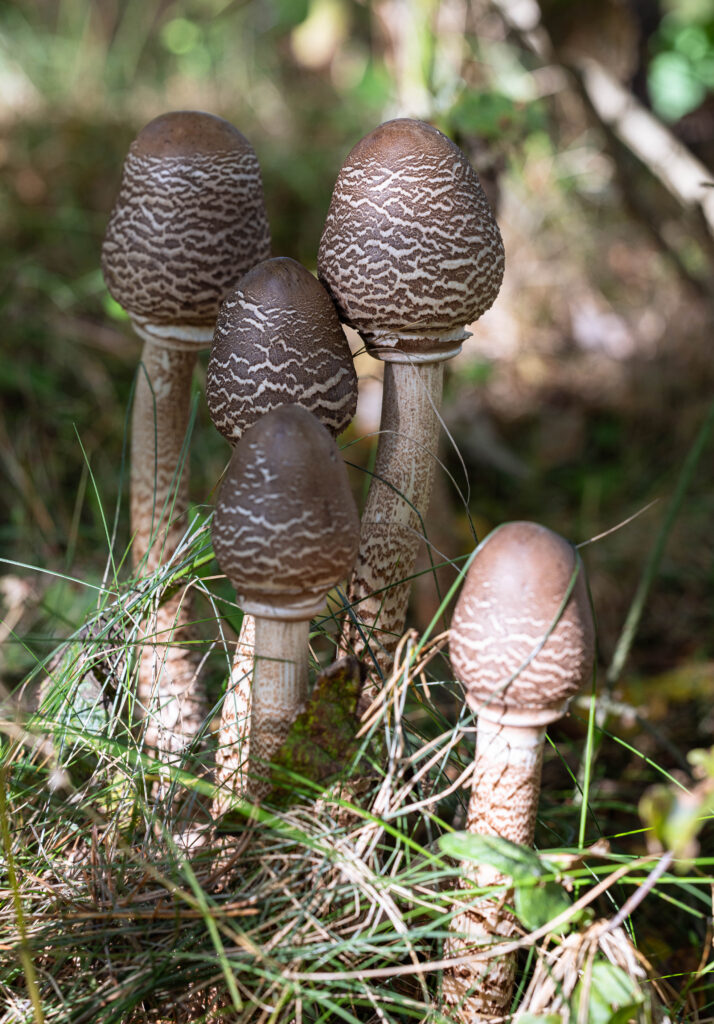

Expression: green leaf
xmin=688 ymin=745 xmax=714 ymax=779
xmin=639 ymin=783 xmax=705 ymax=859
xmin=515 ymin=880 xmax=572 ymax=932
xmin=438 ymin=833 xmax=545 ymax=882
xmin=448 ymin=89 xmax=544 ymax=142
xmin=572 ymin=961 xmax=643 ymax=1024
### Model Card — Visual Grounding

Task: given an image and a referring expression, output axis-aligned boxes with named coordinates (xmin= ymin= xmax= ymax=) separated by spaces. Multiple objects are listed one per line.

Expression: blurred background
xmin=1 ymin=0 xmax=712 ymax=777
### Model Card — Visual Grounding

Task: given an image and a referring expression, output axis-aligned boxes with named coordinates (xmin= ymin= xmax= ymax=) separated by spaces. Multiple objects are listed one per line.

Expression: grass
xmin=2 ymin=447 xmax=713 ymax=1021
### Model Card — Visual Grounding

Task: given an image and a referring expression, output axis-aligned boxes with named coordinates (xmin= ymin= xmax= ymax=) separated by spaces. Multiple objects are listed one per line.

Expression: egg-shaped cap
xmin=206 ymin=257 xmax=358 ymax=443
xmin=212 ymin=405 xmax=360 ymax=619
xmin=317 ymin=118 xmax=504 ymax=361
xmin=101 ymin=111 xmax=271 ymax=335
xmin=450 ymin=522 xmax=595 ymax=725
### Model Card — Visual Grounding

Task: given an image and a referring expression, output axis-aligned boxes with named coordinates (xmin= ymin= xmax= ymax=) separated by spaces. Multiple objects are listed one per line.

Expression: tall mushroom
xmin=444 ymin=521 xmax=595 ymax=1022
xmin=101 ymin=110 xmax=270 ymax=756
xmin=211 ymin=404 xmax=360 ymax=801
xmin=318 ymin=118 xmax=504 ymax=677
xmin=206 ymin=256 xmax=358 ymax=808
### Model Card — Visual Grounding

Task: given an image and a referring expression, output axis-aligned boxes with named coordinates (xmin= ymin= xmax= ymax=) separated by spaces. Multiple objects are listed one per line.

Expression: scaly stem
xmin=248 ymin=616 xmax=310 ymax=800
xmin=131 ymin=336 xmax=206 ymax=758
xmin=137 ymin=590 xmax=204 ymax=759
xmin=213 ymin=613 xmax=256 ymax=814
xmin=342 ymin=359 xmax=443 ymax=678
xmin=444 ymin=719 xmax=546 ymax=1023
xmin=131 ymin=337 xmax=196 ymax=570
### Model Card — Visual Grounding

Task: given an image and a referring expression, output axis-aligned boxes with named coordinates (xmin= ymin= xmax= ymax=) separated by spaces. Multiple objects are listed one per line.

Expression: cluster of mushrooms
xmin=101 ymin=111 xmax=596 ymax=1022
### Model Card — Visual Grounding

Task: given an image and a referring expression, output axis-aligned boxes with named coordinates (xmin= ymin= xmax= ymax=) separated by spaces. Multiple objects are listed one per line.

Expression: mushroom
xmin=101 ymin=110 xmax=271 ymax=756
xmin=317 ymin=118 xmax=504 ymax=677
xmin=444 ymin=521 xmax=595 ymax=1022
xmin=211 ymin=404 xmax=360 ymax=801
xmin=206 ymin=256 xmax=358 ymax=808
xmin=207 ymin=256 xmax=358 ymax=442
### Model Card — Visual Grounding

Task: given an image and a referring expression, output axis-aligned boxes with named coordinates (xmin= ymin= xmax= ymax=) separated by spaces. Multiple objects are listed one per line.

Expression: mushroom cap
xmin=450 ymin=522 xmax=595 ymax=724
xmin=212 ymin=405 xmax=360 ymax=618
xmin=317 ymin=118 xmax=505 ymax=359
xmin=206 ymin=257 xmax=358 ymax=443
xmin=101 ymin=111 xmax=271 ymax=330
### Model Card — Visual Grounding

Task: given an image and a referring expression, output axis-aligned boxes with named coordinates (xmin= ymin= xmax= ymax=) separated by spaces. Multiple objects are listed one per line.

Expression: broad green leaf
xmin=572 ymin=961 xmax=643 ymax=1024
xmin=439 ymin=833 xmax=545 ymax=882
xmin=515 ymin=880 xmax=572 ymax=932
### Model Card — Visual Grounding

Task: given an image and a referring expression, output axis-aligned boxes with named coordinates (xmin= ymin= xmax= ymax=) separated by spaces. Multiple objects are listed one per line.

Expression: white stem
xmin=342 ymin=360 xmax=443 ymax=677
xmin=444 ymin=719 xmax=546 ymax=1023
xmin=131 ymin=337 xmax=196 ymax=571
xmin=212 ymin=613 xmax=255 ymax=814
xmin=131 ymin=336 xmax=206 ymax=756
xmin=137 ymin=590 xmax=204 ymax=760
xmin=248 ymin=616 xmax=310 ymax=800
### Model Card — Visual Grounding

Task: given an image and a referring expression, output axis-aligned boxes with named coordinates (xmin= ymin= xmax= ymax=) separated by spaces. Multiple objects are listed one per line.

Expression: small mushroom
xmin=211 ymin=404 xmax=360 ymax=801
xmin=318 ymin=118 xmax=504 ymax=676
xmin=444 ymin=522 xmax=595 ymax=1022
xmin=206 ymin=256 xmax=358 ymax=808
xmin=101 ymin=110 xmax=271 ymax=756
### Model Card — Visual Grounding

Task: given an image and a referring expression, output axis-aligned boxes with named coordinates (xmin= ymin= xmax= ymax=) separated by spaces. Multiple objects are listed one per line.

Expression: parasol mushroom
xmin=318 ymin=117 xmax=504 ymax=678
xmin=211 ymin=404 xmax=360 ymax=802
xmin=102 ymin=109 xmax=271 ymax=756
xmin=444 ymin=521 xmax=595 ymax=1022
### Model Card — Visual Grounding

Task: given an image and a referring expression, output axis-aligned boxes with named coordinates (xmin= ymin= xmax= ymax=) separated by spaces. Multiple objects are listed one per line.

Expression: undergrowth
xmin=2 ymin=427 xmax=714 ymax=1023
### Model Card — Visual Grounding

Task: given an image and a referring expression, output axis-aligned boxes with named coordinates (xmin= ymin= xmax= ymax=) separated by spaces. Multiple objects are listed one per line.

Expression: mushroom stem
xmin=446 ymin=718 xmax=547 ymax=1022
xmin=342 ymin=357 xmax=443 ymax=677
xmin=131 ymin=334 xmax=206 ymax=757
xmin=138 ymin=590 xmax=204 ymax=757
xmin=247 ymin=615 xmax=310 ymax=799
xmin=213 ymin=613 xmax=255 ymax=811
xmin=130 ymin=336 xmax=197 ymax=570
xmin=470 ymin=717 xmax=546 ymax=845
xmin=445 ymin=522 xmax=595 ymax=1022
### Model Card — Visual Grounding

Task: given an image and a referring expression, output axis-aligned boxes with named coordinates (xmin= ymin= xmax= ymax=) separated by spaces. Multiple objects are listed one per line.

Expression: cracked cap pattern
xmin=317 ymin=118 xmax=504 ymax=357
xmin=450 ymin=522 xmax=595 ymax=717
xmin=206 ymin=257 xmax=358 ymax=443
xmin=212 ymin=405 xmax=360 ymax=610
xmin=102 ymin=110 xmax=271 ymax=327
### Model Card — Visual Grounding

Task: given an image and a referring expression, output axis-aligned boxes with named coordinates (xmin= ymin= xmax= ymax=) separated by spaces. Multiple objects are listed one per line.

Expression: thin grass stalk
xmin=0 ymin=759 xmax=46 ymax=1024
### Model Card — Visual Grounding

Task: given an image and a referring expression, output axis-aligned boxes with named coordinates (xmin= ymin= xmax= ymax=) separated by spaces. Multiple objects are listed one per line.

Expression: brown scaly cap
xmin=206 ymin=257 xmax=358 ymax=442
xmin=450 ymin=522 xmax=595 ymax=722
xmin=317 ymin=118 xmax=505 ymax=358
xmin=101 ymin=111 xmax=271 ymax=328
xmin=212 ymin=405 xmax=360 ymax=614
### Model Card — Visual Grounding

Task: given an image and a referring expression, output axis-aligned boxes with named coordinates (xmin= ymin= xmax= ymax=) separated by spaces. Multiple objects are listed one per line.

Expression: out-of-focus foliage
xmin=649 ymin=0 xmax=714 ymax=120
